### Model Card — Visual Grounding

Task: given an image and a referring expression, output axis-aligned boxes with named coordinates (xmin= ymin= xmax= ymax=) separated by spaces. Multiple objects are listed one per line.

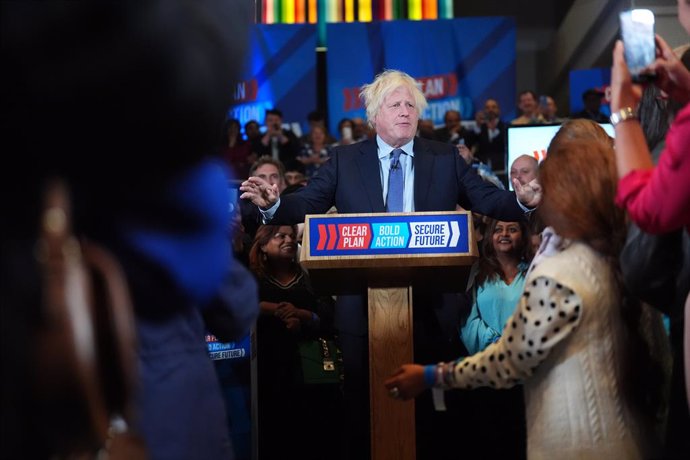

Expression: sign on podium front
xmin=300 ymin=210 xmax=478 ymax=292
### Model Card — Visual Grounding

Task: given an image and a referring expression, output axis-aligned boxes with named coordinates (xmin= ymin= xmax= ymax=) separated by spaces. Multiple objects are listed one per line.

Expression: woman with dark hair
xmin=385 ymin=138 xmax=667 ymax=459
xmin=456 ymin=217 xmax=532 ymax=459
xmin=249 ymin=224 xmax=340 ymax=460
xmin=334 ymin=117 xmax=355 ymax=146
xmin=461 ymin=219 xmax=533 ymax=354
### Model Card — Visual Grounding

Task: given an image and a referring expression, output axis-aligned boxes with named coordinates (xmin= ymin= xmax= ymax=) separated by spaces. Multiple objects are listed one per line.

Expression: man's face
xmin=444 ymin=111 xmax=460 ymax=131
xmin=374 ymin=86 xmax=419 ymax=147
xmin=510 ymin=155 xmax=538 ymax=185
xmin=245 ymin=122 xmax=260 ymax=139
xmin=541 ymin=97 xmax=557 ymax=118
xmin=254 ymin=164 xmax=285 ymax=191
xmin=265 ymin=113 xmax=282 ymax=131
xmin=518 ymin=93 xmax=537 ymax=115
xmin=285 ymin=171 xmax=306 ymax=186
xmin=484 ymin=99 xmax=500 ymax=120
xmin=311 ymin=126 xmax=326 ymax=144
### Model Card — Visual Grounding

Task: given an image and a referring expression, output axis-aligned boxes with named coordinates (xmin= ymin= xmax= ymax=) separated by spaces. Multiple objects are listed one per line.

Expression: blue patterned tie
xmin=386 ymin=148 xmax=404 ymax=212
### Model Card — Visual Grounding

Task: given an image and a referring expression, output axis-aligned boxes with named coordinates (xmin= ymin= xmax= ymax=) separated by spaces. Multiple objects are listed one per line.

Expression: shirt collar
xmin=376 ymin=135 xmax=415 ymax=160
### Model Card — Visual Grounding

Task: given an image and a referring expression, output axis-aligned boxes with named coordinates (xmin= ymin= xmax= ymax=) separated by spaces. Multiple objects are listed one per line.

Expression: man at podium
xmin=241 ymin=69 xmax=541 ymax=459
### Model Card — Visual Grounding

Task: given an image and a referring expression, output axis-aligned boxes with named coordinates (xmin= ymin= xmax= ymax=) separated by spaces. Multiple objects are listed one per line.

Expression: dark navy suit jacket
xmin=272 ymin=136 xmax=525 ymax=343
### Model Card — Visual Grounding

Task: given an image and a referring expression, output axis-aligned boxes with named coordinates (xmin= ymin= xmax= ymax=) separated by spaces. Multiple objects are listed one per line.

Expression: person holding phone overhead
xmin=610 ymin=2 xmax=690 ymax=455
xmin=258 ymin=108 xmax=301 ymax=164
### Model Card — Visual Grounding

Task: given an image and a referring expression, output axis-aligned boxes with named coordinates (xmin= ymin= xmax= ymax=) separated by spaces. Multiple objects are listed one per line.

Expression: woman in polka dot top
xmin=385 ymin=137 xmax=668 ymax=459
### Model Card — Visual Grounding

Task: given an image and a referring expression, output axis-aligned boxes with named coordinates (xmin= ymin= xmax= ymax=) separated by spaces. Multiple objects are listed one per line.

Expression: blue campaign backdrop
xmin=227 ymin=24 xmax=317 ymax=136
xmin=326 ymin=18 xmax=517 ymax=135
xmin=569 ymin=67 xmax=611 ymax=116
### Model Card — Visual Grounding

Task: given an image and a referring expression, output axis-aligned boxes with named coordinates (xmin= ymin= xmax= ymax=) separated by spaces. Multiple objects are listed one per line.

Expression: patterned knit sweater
xmin=439 ymin=241 xmax=660 ymax=459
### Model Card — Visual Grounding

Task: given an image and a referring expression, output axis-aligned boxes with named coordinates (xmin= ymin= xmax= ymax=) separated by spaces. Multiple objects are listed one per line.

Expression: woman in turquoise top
xmin=461 ymin=219 xmax=533 ymax=354
xmin=449 ymin=218 xmax=535 ymax=458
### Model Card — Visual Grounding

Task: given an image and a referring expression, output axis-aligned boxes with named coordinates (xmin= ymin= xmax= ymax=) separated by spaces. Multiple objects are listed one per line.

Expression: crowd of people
xmin=221 ymin=84 xmax=613 ymax=193
xmin=2 ymin=1 xmax=689 ymax=460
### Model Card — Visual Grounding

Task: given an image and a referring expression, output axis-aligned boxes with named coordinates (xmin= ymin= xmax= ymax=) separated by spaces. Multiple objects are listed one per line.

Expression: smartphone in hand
xmin=619 ymin=8 xmax=656 ymax=83
xmin=228 ymin=180 xmax=240 ymax=216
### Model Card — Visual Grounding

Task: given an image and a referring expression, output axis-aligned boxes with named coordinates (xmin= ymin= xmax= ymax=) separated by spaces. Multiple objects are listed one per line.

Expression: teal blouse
xmin=460 ymin=267 xmax=527 ymax=355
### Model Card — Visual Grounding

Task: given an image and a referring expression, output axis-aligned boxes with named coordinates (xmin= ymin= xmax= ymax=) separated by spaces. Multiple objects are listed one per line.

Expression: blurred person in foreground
xmin=386 ymin=136 xmax=668 ymax=459
xmin=610 ymin=4 xmax=690 ymax=453
xmin=609 ymin=28 xmax=690 ymax=233
xmin=619 ymin=74 xmax=690 ymax=460
xmin=611 ymin=0 xmax=690 ymax=397
xmin=1 ymin=2 xmax=258 ymax=459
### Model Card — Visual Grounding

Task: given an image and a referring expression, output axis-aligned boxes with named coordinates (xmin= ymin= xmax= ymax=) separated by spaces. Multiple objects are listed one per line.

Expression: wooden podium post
xmin=300 ymin=212 xmax=477 ymax=460
xmin=368 ymin=286 xmax=415 ymax=460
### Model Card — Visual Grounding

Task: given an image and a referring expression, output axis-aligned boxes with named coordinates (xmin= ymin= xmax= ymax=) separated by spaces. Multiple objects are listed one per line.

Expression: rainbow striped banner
xmin=258 ymin=0 xmax=449 ymax=24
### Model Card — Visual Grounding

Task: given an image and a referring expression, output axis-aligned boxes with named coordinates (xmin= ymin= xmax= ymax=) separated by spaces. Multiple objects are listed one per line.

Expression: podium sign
xmin=300 ymin=211 xmax=477 ymax=460
xmin=302 ymin=211 xmax=477 ymax=294
xmin=303 ymin=211 xmax=473 ymax=262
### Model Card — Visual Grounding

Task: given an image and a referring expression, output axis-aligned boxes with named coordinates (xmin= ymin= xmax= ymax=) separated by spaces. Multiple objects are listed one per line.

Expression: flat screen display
xmin=506 ymin=122 xmax=615 ymax=190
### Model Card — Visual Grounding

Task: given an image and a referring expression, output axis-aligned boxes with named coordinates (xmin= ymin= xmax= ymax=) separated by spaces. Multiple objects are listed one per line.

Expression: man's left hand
xmin=513 ymin=178 xmax=541 ymax=208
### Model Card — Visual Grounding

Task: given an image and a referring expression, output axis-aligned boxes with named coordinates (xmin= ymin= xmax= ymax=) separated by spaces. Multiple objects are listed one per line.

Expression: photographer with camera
xmin=471 ymin=98 xmax=509 ymax=180
xmin=258 ymin=108 xmax=301 ymax=164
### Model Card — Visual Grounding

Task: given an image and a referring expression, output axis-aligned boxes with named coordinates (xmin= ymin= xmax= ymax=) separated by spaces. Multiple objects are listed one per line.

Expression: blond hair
xmin=359 ymin=70 xmax=428 ymax=128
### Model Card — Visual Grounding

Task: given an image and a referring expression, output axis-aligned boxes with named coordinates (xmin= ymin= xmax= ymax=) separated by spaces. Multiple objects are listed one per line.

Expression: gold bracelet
xmin=609 ymin=107 xmax=637 ymax=126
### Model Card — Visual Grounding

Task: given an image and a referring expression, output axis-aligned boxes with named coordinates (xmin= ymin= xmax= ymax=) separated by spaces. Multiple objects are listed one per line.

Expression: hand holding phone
xmin=646 ymin=34 xmax=690 ymax=105
xmin=619 ymin=9 xmax=656 ymax=83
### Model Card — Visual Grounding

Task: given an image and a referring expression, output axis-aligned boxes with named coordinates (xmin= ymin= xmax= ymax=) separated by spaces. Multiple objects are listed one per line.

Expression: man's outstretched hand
xmin=513 ymin=178 xmax=542 ymax=208
xmin=240 ymin=176 xmax=280 ymax=209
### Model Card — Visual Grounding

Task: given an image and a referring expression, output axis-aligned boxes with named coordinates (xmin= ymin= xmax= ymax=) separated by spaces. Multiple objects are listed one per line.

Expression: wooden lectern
xmin=300 ymin=211 xmax=478 ymax=460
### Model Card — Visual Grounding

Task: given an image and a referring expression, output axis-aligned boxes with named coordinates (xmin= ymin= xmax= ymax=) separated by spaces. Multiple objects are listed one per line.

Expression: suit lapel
xmin=355 ymin=140 xmax=385 ymax=212
xmin=413 ymin=137 xmax=434 ymax=211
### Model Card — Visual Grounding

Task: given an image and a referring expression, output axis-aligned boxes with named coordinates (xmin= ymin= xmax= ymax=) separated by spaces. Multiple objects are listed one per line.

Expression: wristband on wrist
xmin=423 ymin=365 xmax=437 ymax=387
xmin=610 ymin=107 xmax=637 ymax=126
